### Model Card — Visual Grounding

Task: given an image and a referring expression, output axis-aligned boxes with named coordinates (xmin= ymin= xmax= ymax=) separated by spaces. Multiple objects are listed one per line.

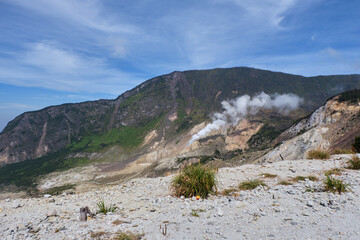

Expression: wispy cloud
xmin=0 ymin=103 xmax=38 ymax=110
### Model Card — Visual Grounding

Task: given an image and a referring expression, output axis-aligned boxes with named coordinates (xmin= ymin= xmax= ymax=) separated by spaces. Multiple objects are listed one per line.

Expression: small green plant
xmin=293 ymin=175 xmax=318 ymax=182
xmin=259 ymin=173 xmax=277 ymax=178
xmin=347 ymin=155 xmax=360 ymax=170
xmin=191 ymin=209 xmax=199 ymax=217
xmin=117 ymin=231 xmax=143 ymax=240
xmin=307 ymin=149 xmax=330 ymax=159
xmin=96 ymin=199 xmax=118 ymax=214
xmin=170 ymin=164 xmax=217 ymax=198
xmin=238 ymin=179 xmax=267 ymax=190
xmin=324 ymin=168 xmax=343 ymax=176
xmin=323 ymin=176 xmax=349 ymax=194
xmin=279 ymin=180 xmax=293 ymax=186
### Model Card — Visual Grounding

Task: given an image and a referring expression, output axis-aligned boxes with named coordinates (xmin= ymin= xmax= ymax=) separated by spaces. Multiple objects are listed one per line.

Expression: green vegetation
xmin=324 ymin=168 xmax=343 ymax=176
xmin=247 ymin=123 xmax=282 ymax=149
xmin=70 ymin=116 xmax=161 ymax=152
xmin=170 ymin=164 xmax=217 ymax=198
xmin=323 ymin=176 xmax=349 ymax=194
xmin=307 ymin=149 xmax=330 ymax=159
xmin=346 ymin=155 xmax=360 ymax=170
xmin=96 ymin=199 xmax=118 ymax=214
xmin=43 ymin=184 xmax=76 ymax=195
xmin=238 ymin=179 xmax=267 ymax=190
xmin=353 ymin=136 xmax=360 ymax=153
xmin=191 ymin=209 xmax=199 ymax=217
xmin=259 ymin=173 xmax=277 ymax=178
xmin=338 ymin=89 xmax=360 ymax=103
xmin=293 ymin=175 xmax=318 ymax=182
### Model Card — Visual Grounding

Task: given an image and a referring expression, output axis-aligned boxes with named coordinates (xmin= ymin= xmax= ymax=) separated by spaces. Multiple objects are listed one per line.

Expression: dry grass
xmin=238 ymin=179 xmax=267 ymax=190
xmin=259 ymin=173 xmax=277 ymax=178
xmin=293 ymin=175 xmax=318 ymax=182
xmin=170 ymin=164 xmax=217 ymax=198
xmin=279 ymin=180 xmax=293 ymax=186
xmin=346 ymin=155 xmax=360 ymax=170
xmin=307 ymin=149 xmax=330 ymax=160
xmin=116 ymin=231 xmax=143 ymax=240
xmin=220 ymin=188 xmax=238 ymax=196
xmin=333 ymin=149 xmax=354 ymax=154
xmin=324 ymin=168 xmax=343 ymax=176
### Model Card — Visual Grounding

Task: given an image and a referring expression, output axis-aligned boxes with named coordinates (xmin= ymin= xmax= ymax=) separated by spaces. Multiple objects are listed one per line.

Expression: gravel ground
xmin=1 ymin=156 xmax=360 ymax=240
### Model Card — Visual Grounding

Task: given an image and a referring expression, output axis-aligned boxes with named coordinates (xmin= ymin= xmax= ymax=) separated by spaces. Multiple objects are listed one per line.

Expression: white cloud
xmin=0 ymin=103 xmax=38 ymax=110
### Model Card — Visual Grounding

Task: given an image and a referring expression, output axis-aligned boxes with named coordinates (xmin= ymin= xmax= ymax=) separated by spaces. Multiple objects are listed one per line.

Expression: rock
xmin=217 ymin=208 xmax=224 ymax=217
xmin=235 ymin=201 xmax=246 ymax=208
xmin=46 ymin=210 xmax=57 ymax=217
xmin=5 ymin=198 xmax=11 ymax=202
xmin=180 ymin=196 xmax=185 ymax=200
xmin=306 ymin=200 xmax=314 ymax=207
xmin=49 ymin=199 xmax=55 ymax=203
xmin=43 ymin=194 xmax=52 ymax=198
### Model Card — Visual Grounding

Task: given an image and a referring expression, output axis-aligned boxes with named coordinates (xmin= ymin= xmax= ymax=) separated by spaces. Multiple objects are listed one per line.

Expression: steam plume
xmin=188 ymin=92 xmax=303 ymax=144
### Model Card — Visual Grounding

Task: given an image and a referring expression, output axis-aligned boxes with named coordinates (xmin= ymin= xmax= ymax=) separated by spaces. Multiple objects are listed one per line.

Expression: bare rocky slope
xmin=1 ymin=154 xmax=360 ymax=240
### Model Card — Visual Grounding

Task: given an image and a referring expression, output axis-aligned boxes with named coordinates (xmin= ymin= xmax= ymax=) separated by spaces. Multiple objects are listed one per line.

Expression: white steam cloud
xmin=189 ymin=92 xmax=303 ymax=144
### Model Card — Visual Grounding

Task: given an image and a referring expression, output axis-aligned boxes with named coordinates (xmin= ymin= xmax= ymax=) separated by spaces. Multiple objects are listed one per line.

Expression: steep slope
xmin=260 ymin=89 xmax=360 ymax=162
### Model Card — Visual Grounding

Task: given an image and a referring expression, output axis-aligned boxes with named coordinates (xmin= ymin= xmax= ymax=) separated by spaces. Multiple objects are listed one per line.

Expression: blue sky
xmin=0 ymin=0 xmax=359 ymax=131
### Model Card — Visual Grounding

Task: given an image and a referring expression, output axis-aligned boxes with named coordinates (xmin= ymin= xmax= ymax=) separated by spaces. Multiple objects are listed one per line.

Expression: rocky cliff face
xmin=260 ymin=92 xmax=360 ymax=162
xmin=0 ymin=67 xmax=360 ymax=168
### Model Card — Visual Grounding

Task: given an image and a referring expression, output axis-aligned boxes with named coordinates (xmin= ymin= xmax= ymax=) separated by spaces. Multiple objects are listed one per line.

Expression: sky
xmin=0 ymin=0 xmax=359 ymax=131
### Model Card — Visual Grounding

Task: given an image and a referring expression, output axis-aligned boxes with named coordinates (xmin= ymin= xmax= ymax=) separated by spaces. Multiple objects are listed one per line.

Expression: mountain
xmin=0 ymin=67 xmax=360 ymax=191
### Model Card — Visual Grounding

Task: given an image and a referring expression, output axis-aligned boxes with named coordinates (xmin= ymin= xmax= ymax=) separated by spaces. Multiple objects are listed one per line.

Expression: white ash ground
xmin=1 ymin=155 xmax=360 ymax=240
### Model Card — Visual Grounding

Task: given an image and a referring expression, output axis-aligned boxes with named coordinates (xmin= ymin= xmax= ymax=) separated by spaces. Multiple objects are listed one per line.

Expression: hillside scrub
xmin=238 ymin=179 xmax=267 ymax=190
xmin=347 ymin=155 xmax=360 ymax=170
xmin=323 ymin=176 xmax=349 ymax=194
xmin=170 ymin=164 xmax=217 ymax=198
xmin=307 ymin=150 xmax=330 ymax=160
xmin=353 ymin=136 xmax=360 ymax=153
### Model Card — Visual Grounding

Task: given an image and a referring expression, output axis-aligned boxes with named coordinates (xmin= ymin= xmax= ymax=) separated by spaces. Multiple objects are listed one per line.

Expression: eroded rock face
xmin=261 ymin=97 xmax=360 ymax=162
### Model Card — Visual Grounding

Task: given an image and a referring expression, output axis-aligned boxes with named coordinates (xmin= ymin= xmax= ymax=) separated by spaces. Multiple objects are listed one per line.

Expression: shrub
xmin=307 ymin=149 xmax=330 ymax=159
xmin=347 ymin=155 xmax=360 ymax=170
xmin=96 ymin=199 xmax=118 ymax=214
xmin=170 ymin=164 xmax=217 ymax=198
xmin=353 ymin=136 xmax=360 ymax=153
xmin=238 ymin=179 xmax=267 ymax=190
xmin=333 ymin=148 xmax=354 ymax=154
xmin=323 ymin=176 xmax=349 ymax=194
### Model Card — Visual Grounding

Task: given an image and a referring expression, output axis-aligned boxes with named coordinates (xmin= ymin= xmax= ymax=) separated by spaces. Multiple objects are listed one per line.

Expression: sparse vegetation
xmin=324 ymin=168 xmax=343 ymax=176
xmin=117 ymin=231 xmax=143 ymax=240
xmin=293 ymin=176 xmax=318 ymax=182
xmin=238 ymin=179 xmax=267 ymax=190
xmin=259 ymin=173 xmax=277 ymax=178
xmin=220 ymin=188 xmax=238 ymax=196
xmin=279 ymin=180 xmax=293 ymax=186
xmin=307 ymin=149 xmax=330 ymax=159
xmin=96 ymin=199 xmax=118 ymax=214
xmin=170 ymin=164 xmax=217 ymax=198
xmin=323 ymin=176 xmax=349 ymax=194
xmin=346 ymin=155 xmax=360 ymax=170
xmin=333 ymin=148 xmax=354 ymax=154
xmin=191 ymin=209 xmax=199 ymax=217
xmin=43 ymin=184 xmax=76 ymax=195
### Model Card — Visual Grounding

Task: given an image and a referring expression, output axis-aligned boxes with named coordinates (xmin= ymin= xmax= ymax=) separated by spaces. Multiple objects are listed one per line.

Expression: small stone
xmin=235 ymin=201 xmax=245 ymax=208
xmin=268 ymin=234 xmax=275 ymax=238
xmin=180 ymin=196 xmax=185 ymax=200
xmin=320 ymin=201 xmax=327 ymax=207
xmin=49 ymin=199 xmax=55 ymax=203
xmin=289 ymin=169 xmax=296 ymax=173
xmin=328 ymin=200 xmax=334 ymax=205
xmin=217 ymin=208 xmax=224 ymax=217
xmin=306 ymin=200 xmax=314 ymax=207
xmin=5 ymin=198 xmax=11 ymax=202
xmin=291 ymin=221 xmax=298 ymax=226
xmin=47 ymin=210 xmax=57 ymax=217
xmin=150 ymin=209 xmax=156 ymax=212
xmin=106 ymin=212 xmax=114 ymax=215
xmin=44 ymin=194 xmax=52 ymax=198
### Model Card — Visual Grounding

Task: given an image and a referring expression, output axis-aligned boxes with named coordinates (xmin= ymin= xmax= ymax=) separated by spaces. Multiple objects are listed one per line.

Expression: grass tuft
xmin=333 ymin=149 xmax=354 ymax=154
xmin=324 ymin=168 xmax=343 ymax=176
xmin=170 ymin=164 xmax=217 ymax=199
xmin=293 ymin=175 xmax=318 ymax=182
xmin=323 ymin=176 xmax=349 ymax=194
xmin=117 ymin=231 xmax=143 ymax=240
xmin=238 ymin=179 xmax=267 ymax=190
xmin=279 ymin=180 xmax=293 ymax=186
xmin=220 ymin=188 xmax=238 ymax=196
xmin=307 ymin=149 xmax=330 ymax=159
xmin=346 ymin=155 xmax=360 ymax=170
xmin=259 ymin=173 xmax=277 ymax=178
xmin=96 ymin=199 xmax=118 ymax=214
